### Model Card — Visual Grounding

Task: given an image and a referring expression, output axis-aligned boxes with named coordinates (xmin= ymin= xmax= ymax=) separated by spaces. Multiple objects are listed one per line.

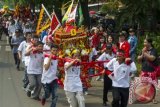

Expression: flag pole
xmin=42 ymin=4 xmax=52 ymax=21
xmin=75 ymin=0 xmax=80 ymax=26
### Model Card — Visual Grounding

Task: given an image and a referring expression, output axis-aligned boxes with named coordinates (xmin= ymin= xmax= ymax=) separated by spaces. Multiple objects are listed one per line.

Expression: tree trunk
xmin=79 ymin=0 xmax=90 ymax=29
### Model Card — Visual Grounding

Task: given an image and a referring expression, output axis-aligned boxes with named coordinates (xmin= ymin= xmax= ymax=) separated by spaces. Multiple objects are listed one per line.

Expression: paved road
xmin=0 ymin=35 xmax=160 ymax=107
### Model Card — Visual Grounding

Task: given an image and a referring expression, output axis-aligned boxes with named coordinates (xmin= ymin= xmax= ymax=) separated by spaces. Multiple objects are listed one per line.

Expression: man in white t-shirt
xmin=25 ymin=41 xmax=44 ymax=100
xmin=43 ymin=36 xmax=53 ymax=55
xmin=64 ymin=50 xmax=85 ymax=107
xmin=18 ymin=32 xmax=32 ymax=89
xmin=41 ymin=44 xmax=59 ymax=107
xmin=23 ymin=23 xmax=32 ymax=34
xmin=97 ymin=43 xmax=115 ymax=106
xmin=105 ymin=49 xmax=137 ymax=107
xmin=8 ymin=19 xmax=16 ymax=49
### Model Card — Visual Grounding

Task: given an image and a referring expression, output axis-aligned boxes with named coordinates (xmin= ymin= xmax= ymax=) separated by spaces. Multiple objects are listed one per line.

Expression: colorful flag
xmin=49 ymin=11 xmax=61 ymax=35
xmin=62 ymin=0 xmax=74 ymax=24
xmin=36 ymin=7 xmax=44 ymax=35
xmin=66 ymin=4 xmax=78 ymax=23
xmin=36 ymin=4 xmax=51 ymax=35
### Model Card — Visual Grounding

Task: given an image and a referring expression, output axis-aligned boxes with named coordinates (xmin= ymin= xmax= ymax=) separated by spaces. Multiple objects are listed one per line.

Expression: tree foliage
xmin=119 ymin=0 xmax=160 ymax=30
xmin=100 ymin=0 xmax=160 ymax=31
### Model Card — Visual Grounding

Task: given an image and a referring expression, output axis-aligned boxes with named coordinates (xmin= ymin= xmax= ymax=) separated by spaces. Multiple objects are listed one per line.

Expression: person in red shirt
xmin=98 ymin=36 xmax=106 ymax=52
xmin=118 ymin=32 xmax=130 ymax=58
xmin=107 ymin=35 xmax=117 ymax=54
xmin=90 ymin=28 xmax=100 ymax=48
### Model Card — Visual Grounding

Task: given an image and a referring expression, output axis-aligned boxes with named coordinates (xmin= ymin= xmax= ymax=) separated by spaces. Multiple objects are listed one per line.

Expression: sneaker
xmin=41 ymin=98 xmax=46 ymax=105
xmin=103 ymin=102 xmax=108 ymax=107
xmin=33 ymin=97 xmax=41 ymax=101
xmin=26 ymin=91 xmax=31 ymax=97
xmin=23 ymin=84 xmax=28 ymax=89
xmin=84 ymin=91 xmax=88 ymax=95
xmin=100 ymin=79 xmax=104 ymax=82
xmin=96 ymin=77 xmax=101 ymax=81
xmin=22 ymin=87 xmax=27 ymax=91
xmin=17 ymin=67 xmax=20 ymax=71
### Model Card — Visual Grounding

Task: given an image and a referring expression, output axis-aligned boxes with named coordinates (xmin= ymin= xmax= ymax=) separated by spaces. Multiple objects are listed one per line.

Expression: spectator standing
xmin=118 ymin=32 xmax=130 ymax=58
xmin=137 ymin=38 xmax=158 ymax=104
xmin=128 ymin=28 xmax=138 ymax=61
xmin=107 ymin=35 xmax=117 ymax=54
xmin=90 ymin=28 xmax=100 ymax=48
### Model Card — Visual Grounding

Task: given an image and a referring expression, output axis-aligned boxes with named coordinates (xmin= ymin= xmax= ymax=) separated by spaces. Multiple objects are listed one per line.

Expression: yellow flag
xmin=62 ymin=0 xmax=74 ymax=24
xmin=36 ymin=5 xmax=51 ymax=35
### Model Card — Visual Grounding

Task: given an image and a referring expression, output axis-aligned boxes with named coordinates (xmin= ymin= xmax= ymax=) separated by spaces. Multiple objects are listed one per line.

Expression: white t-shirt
xmin=24 ymin=55 xmax=30 ymax=67
xmin=25 ymin=44 xmax=33 ymax=67
xmin=64 ymin=62 xmax=83 ymax=92
xmin=105 ymin=58 xmax=137 ymax=88
xmin=18 ymin=41 xmax=30 ymax=63
xmin=43 ymin=44 xmax=50 ymax=54
xmin=23 ymin=28 xmax=32 ymax=34
xmin=41 ymin=57 xmax=58 ymax=84
xmin=8 ymin=24 xmax=16 ymax=37
xmin=27 ymin=53 xmax=43 ymax=74
xmin=97 ymin=52 xmax=115 ymax=67
xmin=42 ymin=36 xmax=47 ymax=44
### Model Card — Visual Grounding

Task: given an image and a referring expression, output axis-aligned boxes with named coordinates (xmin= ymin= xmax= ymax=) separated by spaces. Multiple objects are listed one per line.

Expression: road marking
xmin=5 ymin=46 xmax=11 ymax=51
xmin=8 ymin=78 xmax=12 ymax=80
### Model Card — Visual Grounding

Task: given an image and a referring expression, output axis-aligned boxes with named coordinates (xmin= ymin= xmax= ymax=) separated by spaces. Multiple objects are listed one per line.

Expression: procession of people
xmin=0 ymin=2 xmax=160 ymax=107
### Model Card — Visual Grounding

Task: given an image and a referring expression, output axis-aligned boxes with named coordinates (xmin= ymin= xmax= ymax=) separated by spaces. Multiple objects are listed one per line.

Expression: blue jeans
xmin=130 ymin=53 xmax=136 ymax=62
xmin=42 ymin=79 xmax=58 ymax=107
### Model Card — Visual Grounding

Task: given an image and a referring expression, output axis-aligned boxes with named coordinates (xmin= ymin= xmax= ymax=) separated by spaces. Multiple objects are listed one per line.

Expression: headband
xmin=116 ymin=52 xmax=125 ymax=57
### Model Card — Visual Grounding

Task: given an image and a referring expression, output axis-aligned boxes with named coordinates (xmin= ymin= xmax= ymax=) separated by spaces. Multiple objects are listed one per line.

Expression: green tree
xmin=100 ymin=0 xmax=121 ymax=15
xmin=100 ymin=0 xmax=160 ymax=32
xmin=118 ymin=0 xmax=160 ymax=31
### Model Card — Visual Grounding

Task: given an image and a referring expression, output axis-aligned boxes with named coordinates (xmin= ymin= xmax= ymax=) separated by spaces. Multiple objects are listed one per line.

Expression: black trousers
xmin=13 ymin=53 xmax=20 ymax=69
xmin=0 ymin=28 xmax=3 ymax=40
xmin=3 ymin=27 xmax=9 ymax=36
xmin=9 ymin=36 xmax=13 ymax=49
xmin=103 ymin=73 xmax=112 ymax=103
xmin=112 ymin=87 xmax=129 ymax=107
